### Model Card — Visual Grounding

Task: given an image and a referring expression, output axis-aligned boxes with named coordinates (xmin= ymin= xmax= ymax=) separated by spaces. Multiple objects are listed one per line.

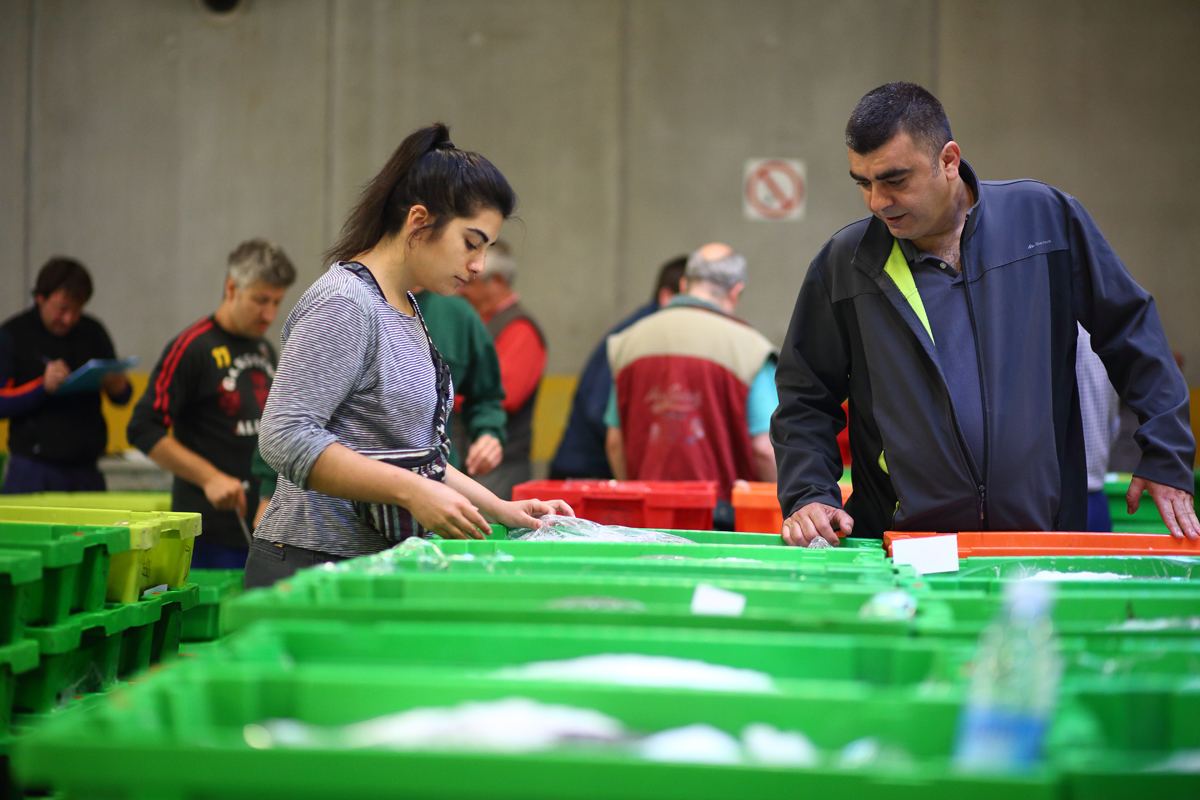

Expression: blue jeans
xmin=1085 ymin=490 xmax=1112 ymax=532
xmin=190 ymin=536 xmax=250 ymax=569
xmin=1 ymin=453 xmax=106 ymax=493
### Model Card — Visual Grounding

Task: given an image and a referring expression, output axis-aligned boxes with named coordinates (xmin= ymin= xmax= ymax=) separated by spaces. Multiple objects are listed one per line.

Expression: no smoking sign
xmin=743 ymin=158 xmax=806 ymax=221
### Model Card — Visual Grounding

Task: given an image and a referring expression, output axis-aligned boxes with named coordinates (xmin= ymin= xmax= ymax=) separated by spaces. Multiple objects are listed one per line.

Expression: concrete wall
xmin=4 ymin=0 xmax=1198 ymax=383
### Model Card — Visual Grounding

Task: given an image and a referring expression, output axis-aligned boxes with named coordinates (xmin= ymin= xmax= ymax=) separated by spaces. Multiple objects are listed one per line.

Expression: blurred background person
xmin=0 ymin=257 xmax=132 ymax=492
xmin=1076 ymin=324 xmax=1121 ymax=532
xmin=458 ymin=240 xmax=546 ymax=500
xmin=551 ymin=255 xmax=685 ymax=479
xmin=413 ymin=287 xmax=507 ymax=478
xmin=128 ymin=239 xmax=296 ymax=568
xmin=605 ymin=244 xmax=778 ymax=528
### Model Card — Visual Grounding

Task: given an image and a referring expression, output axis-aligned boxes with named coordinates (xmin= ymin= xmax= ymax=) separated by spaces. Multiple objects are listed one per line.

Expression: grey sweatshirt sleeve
xmin=259 ymin=290 xmax=374 ymax=489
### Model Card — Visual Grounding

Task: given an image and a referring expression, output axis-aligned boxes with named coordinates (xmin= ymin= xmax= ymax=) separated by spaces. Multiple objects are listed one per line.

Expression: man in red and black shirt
xmin=1 ymin=257 xmax=132 ymax=491
xmin=457 ymin=240 xmax=546 ymax=500
xmin=128 ymin=239 xmax=296 ymax=567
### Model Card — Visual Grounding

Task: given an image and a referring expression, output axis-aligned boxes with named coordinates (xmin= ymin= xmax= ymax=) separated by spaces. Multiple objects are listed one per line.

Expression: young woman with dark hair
xmin=248 ymin=123 xmax=571 ymax=587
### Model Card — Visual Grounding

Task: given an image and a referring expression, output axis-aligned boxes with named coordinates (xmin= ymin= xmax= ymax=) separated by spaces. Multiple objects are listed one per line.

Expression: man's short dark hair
xmin=652 ymin=255 xmax=687 ymax=302
xmin=33 ymin=257 xmax=93 ymax=303
xmin=845 ymin=82 xmax=952 ymax=160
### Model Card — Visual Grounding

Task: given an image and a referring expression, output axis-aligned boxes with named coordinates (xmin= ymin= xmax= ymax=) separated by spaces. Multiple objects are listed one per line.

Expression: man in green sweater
xmin=412 ymin=289 xmax=508 ymax=474
xmin=252 ymin=289 xmax=506 ymax=527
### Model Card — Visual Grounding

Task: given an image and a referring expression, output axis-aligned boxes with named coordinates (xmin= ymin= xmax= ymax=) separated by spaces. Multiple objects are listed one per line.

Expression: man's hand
xmin=100 ymin=371 xmax=129 ymax=398
xmin=1127 ymin=477 xmax=1200 ymax=540
xmin=465 ymin=433 xmax=503 ymax=476
xmin=42 ymin=360 xmax=70 ymax=393
xmin=204 ymin=472 xmax=247 ymax=517
xmin=782 ymin=502 xmax=854 ymax=547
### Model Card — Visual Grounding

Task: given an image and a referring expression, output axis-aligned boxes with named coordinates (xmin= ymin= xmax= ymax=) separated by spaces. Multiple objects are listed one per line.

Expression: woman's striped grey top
xmin=256 ymin=263 xmax=453 ymax=557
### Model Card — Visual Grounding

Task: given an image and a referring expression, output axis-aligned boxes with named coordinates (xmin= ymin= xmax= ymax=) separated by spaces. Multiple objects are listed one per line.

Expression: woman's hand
xmin=492 ymin=498 xmax=575 ymax=530
xmin=406 ymin=479 xmax=493 ymax=539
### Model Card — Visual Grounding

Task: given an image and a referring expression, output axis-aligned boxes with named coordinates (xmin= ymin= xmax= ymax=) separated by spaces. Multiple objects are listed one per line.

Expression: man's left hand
xmin=100 ymin=371 xmax=129 ymax=398
xmin=465 ymin=433 xmax=503 ymax=476
xmin=1127 ymin=477 xmax=1200 ymax=540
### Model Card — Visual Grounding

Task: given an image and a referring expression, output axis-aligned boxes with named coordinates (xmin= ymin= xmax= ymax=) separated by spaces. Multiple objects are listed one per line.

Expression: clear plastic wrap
xmin=806 ymin=535 xmax=833 ymax=549
xmin=507 ymin=514 xmax=695 ymax=543
xmin=327 ymin=537 xmax=516 ymax=575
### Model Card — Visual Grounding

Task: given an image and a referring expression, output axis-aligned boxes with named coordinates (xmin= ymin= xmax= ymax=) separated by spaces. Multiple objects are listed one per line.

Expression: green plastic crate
xmin=14 ymin=584 xmax=199 ymax=715
xmin=434 ymin=535 xmax=890 ymax=565
xmin=0 ymin=522 xmax=128 ymax=626
xmin=181 ymin=569 xmax=244 ymax=642
xmin=123 ymin=584 xmax=199 ymax=677
xmin=12 ymin=659 xmax=1064 ymax=800
xmin=208 ymin=618 xmax=976 ymax=687
xmin=485 ymin=523 xmax=884 ymax=550
xmin=344 ymin=541 xmax=912 ymax=584
xmin=226 ymin=569 xmax=954 ymax=637
xmin=0 ymin=550 xmax=41 ymax=646
xmin=0 ymin=638 xmax=38 ymax=731
xmin=924 ymin=556 xmax=1200 ymax=594
xmin=0 ymin=492 xmax=172 ymax=512
xmin=14 ymin=604 xmax=133 ymax=714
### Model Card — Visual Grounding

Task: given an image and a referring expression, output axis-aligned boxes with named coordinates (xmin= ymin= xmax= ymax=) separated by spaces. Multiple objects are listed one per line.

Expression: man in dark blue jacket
xmin=772 ymin=81 xmax=1197 ymax=545
xmin=550 ymin=256 xmax=686 ymax=479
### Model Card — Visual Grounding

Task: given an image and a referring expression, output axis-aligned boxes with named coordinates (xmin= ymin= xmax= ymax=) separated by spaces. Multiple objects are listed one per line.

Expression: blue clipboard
xmin=56 ymin=357 xmax=138 ymax=395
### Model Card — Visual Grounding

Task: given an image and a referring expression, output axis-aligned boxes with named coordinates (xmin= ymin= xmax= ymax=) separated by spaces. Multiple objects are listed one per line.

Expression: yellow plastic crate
xmin=0 ymin=507 xmax=200 ymax=603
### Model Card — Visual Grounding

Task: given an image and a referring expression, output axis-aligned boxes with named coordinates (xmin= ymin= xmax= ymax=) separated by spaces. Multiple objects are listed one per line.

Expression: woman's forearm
xmin=443 ymin=464 xmax=506 ymax=519
xmin=305 ymin=441 xmax=431 ymax=507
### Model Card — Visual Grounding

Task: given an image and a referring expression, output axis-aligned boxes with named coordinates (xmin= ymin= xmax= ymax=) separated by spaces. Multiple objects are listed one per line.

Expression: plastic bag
xmin=858 ymin=590 xmax=918 ymax=620
xmin=508 ymin=514 xmax=695 ymax=544
xmin=493 ymin=654 xmax=776 ymax=693
xmin=246 ymin=697 xmax=625 ymax=753
xmin=806 ymin=535 xmax=833 ymax=549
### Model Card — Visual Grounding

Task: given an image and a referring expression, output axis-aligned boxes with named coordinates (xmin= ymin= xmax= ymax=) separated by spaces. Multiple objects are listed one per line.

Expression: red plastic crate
xmin=732 ymin=482 xmax=854 ymax=534
xmin=511 ymin=480 xmax=718 ymax=530
xmin=883 ymin=530 xmax=1200 ymax=558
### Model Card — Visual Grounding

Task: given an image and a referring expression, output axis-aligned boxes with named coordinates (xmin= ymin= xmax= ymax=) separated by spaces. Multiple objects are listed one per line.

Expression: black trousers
xmin=243 ymin=538 xmax=348 ymax=589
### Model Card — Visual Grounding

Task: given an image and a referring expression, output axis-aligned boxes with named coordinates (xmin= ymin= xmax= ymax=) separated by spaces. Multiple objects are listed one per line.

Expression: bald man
xmin=604 ymin=243 xmax=778 ymax=526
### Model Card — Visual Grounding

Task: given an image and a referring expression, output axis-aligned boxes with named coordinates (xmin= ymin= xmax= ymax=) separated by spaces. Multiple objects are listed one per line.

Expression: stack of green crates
xmin=12 ymin=520 xmax=1200 ymax=798
xmin=0 ymin=502 xmax=202 ymax=797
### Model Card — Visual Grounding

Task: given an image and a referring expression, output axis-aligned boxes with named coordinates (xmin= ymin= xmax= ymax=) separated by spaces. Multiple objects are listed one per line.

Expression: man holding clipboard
xmin=0 ymin=258 xmax=133 ymax=492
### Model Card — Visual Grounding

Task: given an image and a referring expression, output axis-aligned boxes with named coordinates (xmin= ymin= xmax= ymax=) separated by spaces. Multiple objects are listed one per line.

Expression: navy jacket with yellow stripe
xmin=772 ymin=162 xmax=1193 ymax=538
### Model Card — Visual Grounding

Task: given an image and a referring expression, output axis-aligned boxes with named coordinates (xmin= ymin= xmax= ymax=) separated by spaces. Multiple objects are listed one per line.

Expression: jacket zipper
xmin=959 ymin=225 xmax=991 ymax=529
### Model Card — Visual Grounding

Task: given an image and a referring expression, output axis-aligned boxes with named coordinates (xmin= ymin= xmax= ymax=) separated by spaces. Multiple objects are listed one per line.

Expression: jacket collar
xmin=851 ymin=159 xmax=982 ymax=277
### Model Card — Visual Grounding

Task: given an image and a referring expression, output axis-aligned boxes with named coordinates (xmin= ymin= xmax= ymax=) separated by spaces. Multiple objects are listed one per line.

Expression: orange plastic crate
xmin=883 ymin=530 xmax=1200 ymax=558
xmin=732 ymin=482 xmax=853 ymax=534
xmin=511 ymin=480 xmax=718 ymax=530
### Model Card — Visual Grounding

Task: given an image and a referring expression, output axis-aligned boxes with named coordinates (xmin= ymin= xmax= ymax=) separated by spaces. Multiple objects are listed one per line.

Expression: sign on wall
xmin=743 ymin=158 xmax=806 ymax=222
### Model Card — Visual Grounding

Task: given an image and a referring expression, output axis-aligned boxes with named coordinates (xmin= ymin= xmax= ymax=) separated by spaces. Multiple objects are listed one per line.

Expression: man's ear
xmin=223 ymin=277 xmax=239 ymax=302
xmin=729 ymin=282 xmax=745 ymax=306
xmin=940 ymin=141 xmax=962 ymax=181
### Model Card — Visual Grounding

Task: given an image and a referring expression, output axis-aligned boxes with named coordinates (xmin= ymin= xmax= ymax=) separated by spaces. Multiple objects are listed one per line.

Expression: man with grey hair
xmin=605 ymin=243 xmax=779 ymax=526
xmin=457 ymin=240 xmax=547 ymax=500
xmin=129 ymin=238 xmax=296 ymax=567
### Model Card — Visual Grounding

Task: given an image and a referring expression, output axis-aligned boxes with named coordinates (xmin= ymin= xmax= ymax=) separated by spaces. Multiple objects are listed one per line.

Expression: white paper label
xmin=891 ymin=535 xmax=960 ymax=575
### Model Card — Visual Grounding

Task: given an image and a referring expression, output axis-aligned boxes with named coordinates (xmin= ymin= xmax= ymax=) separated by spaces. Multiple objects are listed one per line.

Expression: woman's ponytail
xmin=326 ymin=123 xmax=515 ymax=264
